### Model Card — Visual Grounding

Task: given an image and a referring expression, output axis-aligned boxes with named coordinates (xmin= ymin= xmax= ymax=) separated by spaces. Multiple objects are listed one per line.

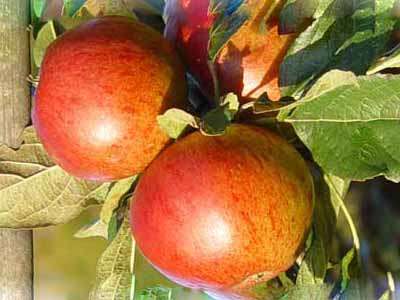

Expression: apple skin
xmin=33 ymin=16 xmax=187 ymax=181
xmin=164 ymin=0 xmax=294 ymax=103
xmin=131 ymin=124 xmax=314 ymax=299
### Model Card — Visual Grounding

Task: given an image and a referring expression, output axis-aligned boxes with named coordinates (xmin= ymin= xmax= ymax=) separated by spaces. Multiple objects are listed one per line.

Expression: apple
xmin=33 ymin=16 xmax=187 ymax=181
xmin=131 ymin=124 xmax=314 ymax=299
xmin=164 ymin=0 xmax=294 ymax=103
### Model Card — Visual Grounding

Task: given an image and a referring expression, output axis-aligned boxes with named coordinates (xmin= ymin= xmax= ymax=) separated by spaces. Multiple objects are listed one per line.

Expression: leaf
xmin=137 ymin=286 xmax=173 ymax=300
xmin=280 ymin=284 xmax=333 ymax=300
xmin=220 ymin=93 xmax=240 ymax=120
xmin=90 ymin=218 xmax=135 ymax=300
xmin=324 ymin=174 xmax=350 ymax=217
xmin=0 ymin=166 xmax=110 ymax=228
xmin=368 ymin=46 xmax=400 ymax=75
xmin=278 ymin=70 xmax=358 ymax=120
xmin=33 ymin=0 xmax=46 ymax=18
xmin=0 ymin=126 xmax=53 ymax=184
xmin=280 ymin=0 xmax=397 ymax=97
xmin=378 ymin=290 xmax=391 ymax=300
xmin=102 ymin=176 xmax=137 ymax=239
xmin=208 ymin=0 xmax=250 ymax=61
xmin=336 ymin=277 xmax=375 ymax=300
xmin=56 ymin=15 xmax=93 ymax=32
xmin=340 ymin=248 xmax=356 ymax=291
xmin=33 ymin=20 xmax=57 ymax=68
xmin=157 ymin=109 xmax=199 ymax=139
xmin=77 ymin=0 xmax=137 ymax=18
xmin=63 ymin=0 xmax=86 ymax=16
xmin=200 ymin=94 xmax=240 ymax=136
xmin=125 ymin=0 xmax=165 ymax=16
xmin=200 ymin=106 xmax=230 ymax=136
xmin=100 ymin=176 xmax=137 ymax=224
xmin=282 ymin=72 xmax=400 ymax=182
xmin=279 ymin=0 xmax=318 ymax=34
xmin=76 ymin=176 xmax=137 ymax=240
xmin=297 ymin=169 xmax=350 ymax=285
xmin=251 ymin=96 xmax=294 ymax=114
xmin=0 ymin=127 xmax=111 ymax=228
xmin=75 ymin=218 xmax=109 ymax=239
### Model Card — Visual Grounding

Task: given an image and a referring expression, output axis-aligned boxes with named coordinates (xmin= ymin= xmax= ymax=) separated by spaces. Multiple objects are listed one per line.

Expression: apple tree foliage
xmin=1 ymin=0 xmax=399 ymax=299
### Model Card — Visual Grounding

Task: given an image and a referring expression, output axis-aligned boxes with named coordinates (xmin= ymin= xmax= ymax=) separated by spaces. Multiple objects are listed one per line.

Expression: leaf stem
xmin=387 ymin=272 xmax=395 ymax=295
xmin=130 ymin=239 xmax=136 ymax=300
xmin=327 ymin=178 xmax=360 ymax=253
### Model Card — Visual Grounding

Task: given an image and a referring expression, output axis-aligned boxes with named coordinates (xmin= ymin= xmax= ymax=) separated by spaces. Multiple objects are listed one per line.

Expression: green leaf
xmin=0 ymin=127 xmax=110 ymax=228
xmin=282 ymin=72 xmax=400 ymax=182
xmin=378 ymin=290 xmax=391 ymax=300
xmin=157 ymin=109 xmax=199 ymax=139
xmin=338 ymin=277 xmax=375 ymax=300
xmin=340 ymin=248 xmax=356 ymax=293
xmin=75 ymin=218 xmax=109 ymax=239
xmin=279 ymin=0 xmax=318 ymax=33
xmin=368 ymin=46 xmax=400 ymax=75
xmin=297 ymin=170 xmax=349 ymax=285
xmin=126 ymin=0 xmax=165 ymax=16
xmin=76 ymin=0 xmax=137 ymax=18
xmin=133 ymin=249 xmax=212 ymax=300
xmin=33 ymin=0 xmax=46 ymax=18
xmin=56 ymin=15 xmax=93 ymax=31
xmin=33 ymin=20 xmax=57 ymax=68
xmin=63 ymin=0 xmax=86 ymax=16
xmin=200 ymin=94 xmax=240 ymax=136
xmin=200 ymin=106 xmax=230 ymax=136
xmin=90 ymin=218 xmax=135 ymax=300
xmin=297 ymin=234 xmax=326 ymax=285
xmin=208 ymin=0 xmax=250 ymax=61
xmin=220 ymin=93 xmax=239 ymax=121
xmin=324 ymin=174 xmax=350 ymax=217
xmin=280 ymin=0 xmax=396 ymax=97
xmin=107 ymin=214 xmax=119 ymax=241
xmin=278 ymin=70 xmax=358 ymax=120
xmin=137 ymin=286 xmax=173 ymax=300
xmin=280 ymin=284 xmax=333 ymax=300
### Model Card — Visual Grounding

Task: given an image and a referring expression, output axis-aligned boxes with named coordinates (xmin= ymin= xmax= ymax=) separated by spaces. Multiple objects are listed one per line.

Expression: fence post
xmin=0 ymin=1 xmax=33 ymax=300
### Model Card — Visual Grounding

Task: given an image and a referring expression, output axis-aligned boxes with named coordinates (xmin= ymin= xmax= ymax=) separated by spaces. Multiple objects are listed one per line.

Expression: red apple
xmin=164 ymin=0 xmax=294 ymax=103
xmin=131 ymin=124 xmax=314 ymax=299
xmin=33 ymin=16 xmax=187 ymax=181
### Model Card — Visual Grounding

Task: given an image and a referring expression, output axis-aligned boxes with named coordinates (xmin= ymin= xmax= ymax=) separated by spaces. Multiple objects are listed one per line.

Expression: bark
xmin=0 ymin=1 xmax=33 ymax=300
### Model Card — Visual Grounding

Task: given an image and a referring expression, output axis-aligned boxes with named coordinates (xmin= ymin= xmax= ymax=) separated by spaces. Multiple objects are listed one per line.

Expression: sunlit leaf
xmin=90 ymin=218 xmax=134 ymax=300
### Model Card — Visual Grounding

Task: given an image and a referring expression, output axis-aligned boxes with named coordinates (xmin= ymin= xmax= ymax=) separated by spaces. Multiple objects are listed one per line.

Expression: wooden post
xmin=0 ymin=1 xmax=33 ymax=300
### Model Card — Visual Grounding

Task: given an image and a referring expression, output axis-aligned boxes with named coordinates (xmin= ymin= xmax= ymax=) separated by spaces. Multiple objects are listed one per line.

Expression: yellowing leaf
xmin=75 ymin=218 xmax=109 ymax=239
xmin=0 ymin=127 xmax=110 ymax=228
xmin=157 ymin=109 xmax=199 ymax=139
xmin=0 ymin=166 xmax=110 ymax=228
xmin=78 ymin=0 xmax=137 ymax=18
xmin=100 ymin=176 xmax=137 ymax=224
xmin=90 ymin=218 xmax=135 ymax=300
xmin=33 ymin=21 xmax=57 ymax=68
